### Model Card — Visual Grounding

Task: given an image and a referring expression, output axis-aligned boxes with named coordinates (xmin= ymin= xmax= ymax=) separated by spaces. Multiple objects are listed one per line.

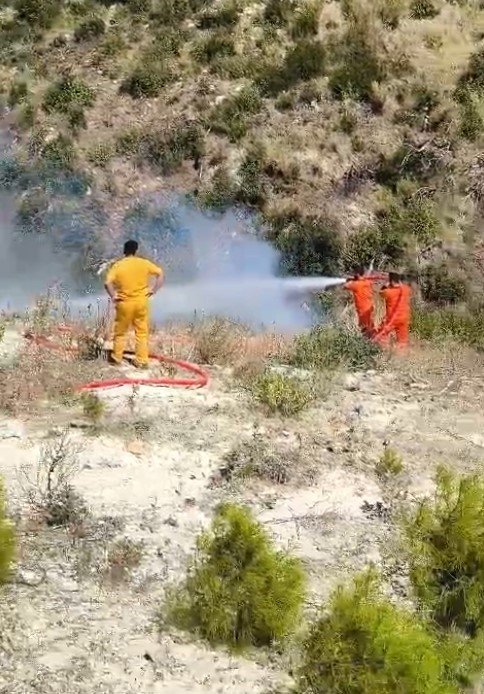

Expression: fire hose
xmin=24 ymin=327 xmax=209 ymax=392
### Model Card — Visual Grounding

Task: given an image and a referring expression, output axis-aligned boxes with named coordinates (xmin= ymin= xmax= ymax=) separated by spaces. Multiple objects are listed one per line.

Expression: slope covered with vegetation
xmin=1 ymin=0 xmax=484 ymax=299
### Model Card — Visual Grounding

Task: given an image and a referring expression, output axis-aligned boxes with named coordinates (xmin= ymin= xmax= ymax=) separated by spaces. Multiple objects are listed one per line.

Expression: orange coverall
xmin=344 ymin=278 xmax=376 ymax=336
xmin=106 ymin=256 xmax=163 ymax=366
xmin=378 ymin=283 xmax=411 ymax=347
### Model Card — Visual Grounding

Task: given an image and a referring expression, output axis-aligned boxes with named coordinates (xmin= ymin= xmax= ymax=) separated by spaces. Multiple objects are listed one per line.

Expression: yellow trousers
xmin=112 ymin=299 xmax=149 ymax=365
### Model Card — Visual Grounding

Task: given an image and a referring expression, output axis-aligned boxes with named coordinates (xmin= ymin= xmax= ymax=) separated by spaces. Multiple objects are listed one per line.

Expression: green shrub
xmin=236 ymin=144 xmax=267 ymax=205
xmin=459 ymin=92 xmax=484 ymax=141
xmin=285 ymin=40 xmax=326 ymax=82
xmin=297 ymin=570 xmax=464 ymax=694
xmin=0 ymin=477 xmax=16 ymax=585
xmin=198 ymin=0 xmax=241 ymax=29
xmin=138 ymin=123 xmax=205 ymax=174
xmin=81 ymin=393 xmax=105 ymax=424
xmin=188 ymin=0 xmax=213 ymax=11
xmin=8 ymin=80 xmax=29 ymax=108
xmin=375 ymin=446 xmax=404 ymax=478
xmin=420 ymin=263 xmax=467 ymax=305
xmin=377 ymin=0 xmax=406 ymax=29
xmin=211 ymin=53 xmax=269 ymax=80
xmin=0 ymin=157 xmax=27 ymax=191
xmin=411 ymin=306 xmax=484 ymax=350
xmin=290 ymin=0 xmax=322 ymax=38
xmin=68 ymin=0 xmax=99 ymax=17
xmin=251 ymin=370 xmax=313 ymax=416
xmin=18 ymin=101 xmax=36 ymax=130
xmin=209 ymin=85 xmax=263 ymax=142
xmin=124 ymin=0 xmax=151 ymax=13
xmin=97 ymin=30 xmax=127 ymax=58
xmin=192 ymin=31 xmax=236 ymax=64
xmin=269 ymin=213 xmax=342 ymax=277
xmin=87 ymin=141 xmax=114 ymax=167
xmin=43 ymin=77 xmax=95 ymax=114
xmin=457 ymin=48 xmax=484 ymax=96
xmin=263 ymin=0 xmax=293 ymax=26
xmin=148 ymin=28 xmax=186 ymax=58
xmin=343 ymin=224 xmax=406 ymax=270
xmin=403 ymin=467 xmax=484 ymax=635
xmin=16 ymin=189 xmax=49 ymax=233
xmin=292 ymin=326 xmax=381 ymax=371
xmin=74 ymin=16 xmax=106 ymax=42
xmin=120 ymin=63 xmax=171 ymax=98
xmin=410 ymin=0 xmax=439 ymax=19
xmin=14 ymin=0 xmax=61 ymax=29
xmin=41 ymin=134 xmax=76 ymax=170
xmin=116 ymin=127 xmax=143 ymax=156
xmin=201 ymin=167 xmax=237 ymax=210
xmin=380 ymin=195 xmax=442 ymax=248
xmin=376 ymin=142 xmax=446 ymax=190
xmin=259 ymin=40 xmax=326 ymax=95
xmin=150 ymin=0 xmax=190 ymax=26
xmin=164 ymin=502 xmax=306 ymax=648
xmin=339 ymin=103 xmax=358 ymax=133
xmin=329 ymin=18 xmax=385 ymax=101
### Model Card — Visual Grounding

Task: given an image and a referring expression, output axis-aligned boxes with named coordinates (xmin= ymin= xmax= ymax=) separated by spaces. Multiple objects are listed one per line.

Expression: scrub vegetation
xmin=0 ymin=477 xmax=15 ymax=585
xmin=163 ymin=502 xmax=306 ymax=649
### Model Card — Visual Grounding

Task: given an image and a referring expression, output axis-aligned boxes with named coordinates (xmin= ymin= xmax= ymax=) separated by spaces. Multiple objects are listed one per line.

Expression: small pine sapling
xmin=164 ymin=502 xmax=306 ymax=649
xmin=0 ymin=477 xmax=16 ymax=584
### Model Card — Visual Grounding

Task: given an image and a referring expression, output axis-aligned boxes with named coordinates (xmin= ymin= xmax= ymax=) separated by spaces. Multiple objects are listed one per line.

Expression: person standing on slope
xmin=104 ymin=240 xmax=164 ymax=368
xmin=377 ymin=272 xmax=412 ymax=349
xmin=344 ymin=266 xmax=386 ymax=337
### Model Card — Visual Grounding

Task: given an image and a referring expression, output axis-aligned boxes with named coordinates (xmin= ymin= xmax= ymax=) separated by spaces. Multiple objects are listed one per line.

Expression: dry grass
xmin=154 ymin=321 xmax=293 ymax=371
xmin=215 ymin=430 xmax=318 ymax=487
xmin=0 ymin=344 xmax=104 ymax=416
xmin=392 ymin=340 xmax=484 ymax=393
xmin=0 ymin=296 xmax=121 ymax=415
xmin=103 ymin=537 xmax=144 ymax=585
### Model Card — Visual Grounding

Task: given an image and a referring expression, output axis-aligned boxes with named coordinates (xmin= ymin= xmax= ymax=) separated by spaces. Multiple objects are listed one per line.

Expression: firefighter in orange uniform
xmin=344 ymin=266 xmax=387 ymax=337
xmin=377 ymin=272 xmax=411 ymax=348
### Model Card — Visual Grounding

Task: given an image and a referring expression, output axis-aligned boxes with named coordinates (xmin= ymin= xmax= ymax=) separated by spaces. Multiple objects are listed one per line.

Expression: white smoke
xmin=1 ymin=128 xmax=345 ymax=329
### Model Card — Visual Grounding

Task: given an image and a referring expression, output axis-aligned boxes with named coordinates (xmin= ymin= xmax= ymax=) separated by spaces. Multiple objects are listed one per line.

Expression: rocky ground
xmin=1 ymin=326 xmax=484 ymax=693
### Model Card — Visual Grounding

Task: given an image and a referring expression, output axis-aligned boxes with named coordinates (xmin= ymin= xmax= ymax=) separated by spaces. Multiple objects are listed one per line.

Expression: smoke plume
xmin=1 ymin=130 xmax=344 ymax=329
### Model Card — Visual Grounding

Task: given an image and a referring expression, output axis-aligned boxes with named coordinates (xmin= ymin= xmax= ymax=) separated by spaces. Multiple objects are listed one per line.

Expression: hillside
xmin=6 ymin=3 xmax=484 ymax=692
xmin=2 ymin=0 xmax=484 ymax=291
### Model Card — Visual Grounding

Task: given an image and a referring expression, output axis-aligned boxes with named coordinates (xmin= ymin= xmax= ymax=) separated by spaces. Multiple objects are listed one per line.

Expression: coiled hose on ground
xmin=24 ymin=327 xmax=209 ymax=392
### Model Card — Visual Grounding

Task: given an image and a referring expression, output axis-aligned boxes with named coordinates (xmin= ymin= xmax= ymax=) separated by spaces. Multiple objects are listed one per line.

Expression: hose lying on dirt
xmin=24 ymin=327 xmax=209 ymax=392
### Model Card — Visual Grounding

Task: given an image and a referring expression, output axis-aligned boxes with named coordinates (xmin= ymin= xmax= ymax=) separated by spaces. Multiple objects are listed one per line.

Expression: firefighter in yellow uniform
xmin=104 ymin=240 xmax=163 ymax=368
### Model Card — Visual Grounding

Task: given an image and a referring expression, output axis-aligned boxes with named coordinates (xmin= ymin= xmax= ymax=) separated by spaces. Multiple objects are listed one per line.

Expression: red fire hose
xmin=24 ymin=328 xmax=209 ymax=392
